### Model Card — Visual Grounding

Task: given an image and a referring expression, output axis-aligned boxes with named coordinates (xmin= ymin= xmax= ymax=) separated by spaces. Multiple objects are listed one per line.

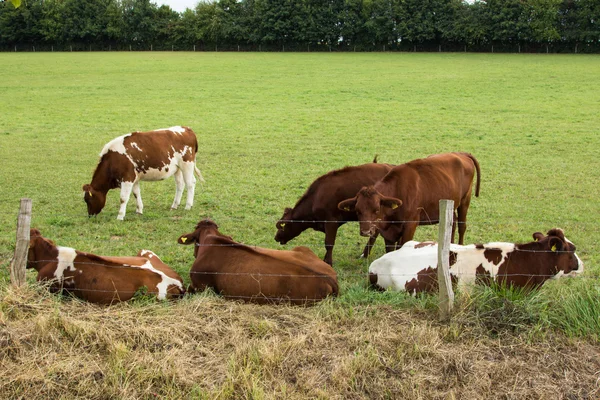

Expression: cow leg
xmin=361 ymin=231 xmax=379 ymax=258
xmin=457 ymin=205 xmax=469 ymax=245
xmin=180 ymin=161 xmax=197 ymax=210
xmin=451 ymin=210 xmax=458 ymax=243
xmin=133 ymin=181 xmax=143 ymax=214
xmin=400 ymin=222 xmax=419 ymax=248
xmin=323 ymin=222 xmax=339 ymax=265
xmin=171 ymin=169 xmax=184 ymax=210
xmin=384 ymin=238 xmax=396 ymax=253
xmin=117 ymin=181 xmax=134 ymax=220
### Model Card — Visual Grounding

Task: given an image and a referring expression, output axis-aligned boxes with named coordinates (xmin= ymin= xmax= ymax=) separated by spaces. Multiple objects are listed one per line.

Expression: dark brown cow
xmin=83 ymin=126 xmax=204 ymax=220
xmin=178 ymin=219 xmax=338 ymax=304
xmin=338 ymin=152 xmax=480 ymax=252
xmin=27 ymin=229 xmax=185 ymax=304
xmin=368 ymin=229 xmax=583 ymax=294
xmin=275 ymin=159 xmax=393 ymax=265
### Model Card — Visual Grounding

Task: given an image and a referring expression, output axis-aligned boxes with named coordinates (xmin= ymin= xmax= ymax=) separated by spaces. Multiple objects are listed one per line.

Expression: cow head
xmin=178 ymin=219 xmax=222 ymax=258
xmin=337 ymin=186 xmax=402 ymax=237
xmin=27 ymin=228 xmax=57 ymax=271
xmin=82 ymin=184 xmax=106 ymax=217
xmin=274 ymin=207 xmax=307 ymax=244
xmin=533 ymin=228 xmax=583 ymax=279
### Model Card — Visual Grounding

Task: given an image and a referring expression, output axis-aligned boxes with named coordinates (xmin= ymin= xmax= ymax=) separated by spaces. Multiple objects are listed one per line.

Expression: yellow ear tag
xmin=181 ymin=237 xmax=187 ymax=243
xmin=280 ymin=223 xmax=286 ymax=228
xmin=391 ymin=203 xmax=398 ymax=209
xmin=551 ymin=244 xmax=557 ymax=252
xmin=343 ymin=207 xmax=350 ymax=211
xmin=88 ymin=191 xmax=92 ymax=197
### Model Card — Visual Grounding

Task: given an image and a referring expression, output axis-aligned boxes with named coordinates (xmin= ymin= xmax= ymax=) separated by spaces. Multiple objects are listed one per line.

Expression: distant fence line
xmin=2 ymin=41 xmax=600 ymax=54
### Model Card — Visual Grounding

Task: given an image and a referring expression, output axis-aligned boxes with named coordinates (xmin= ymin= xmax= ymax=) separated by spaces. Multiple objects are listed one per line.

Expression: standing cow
xmin=27 ymin=229 xmax=185 ymax=304
xmin=275 ymin=159 xmax=393 ymax=265
xmin=338 ymin=152 xmax=480 ymax=252
xmin=368 ymin=228 xmax=583 ymax=294
xmin=82 ymin=126 xmax=204 ymax=220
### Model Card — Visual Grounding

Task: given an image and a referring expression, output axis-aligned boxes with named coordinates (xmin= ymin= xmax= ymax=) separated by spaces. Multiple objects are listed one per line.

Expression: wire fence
xmin=8 ymin=199 xmax=598 ymax=310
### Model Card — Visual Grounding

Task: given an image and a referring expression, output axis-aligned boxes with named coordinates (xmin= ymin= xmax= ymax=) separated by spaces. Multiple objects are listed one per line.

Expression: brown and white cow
xmin=338 ymin=152 xmax=480 ymax=252
xmin=368 ymin=229 xmax=583 ymax=294
xmin=275 ymin=158 xmax=393 ymax=265
xmin=27 ymin=229 xmax=185 ymax=304
xmin=178 ymin=219 xmax=338 ymax=305
xmin=82 ymin=126 xmax=204 ymax=220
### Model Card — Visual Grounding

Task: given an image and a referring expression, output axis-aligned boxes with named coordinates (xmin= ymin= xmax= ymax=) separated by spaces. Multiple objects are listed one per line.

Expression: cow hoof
xmin=184 ymin=206 xmax=192 ymax=210
xmin=136 ymin=211 xmax=143 ymax=215
xmin=117 ymin=216 xmax=125 ymax=221
xmin=171 ymin=206 xmax=179 ymax=210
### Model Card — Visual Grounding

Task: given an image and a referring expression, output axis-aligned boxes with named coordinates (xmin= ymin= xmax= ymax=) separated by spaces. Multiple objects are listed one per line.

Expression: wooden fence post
xmin=437 ymin=199 xmax=455 ymax=321
xmin=10 ymin=198 xmax=32 ymax=287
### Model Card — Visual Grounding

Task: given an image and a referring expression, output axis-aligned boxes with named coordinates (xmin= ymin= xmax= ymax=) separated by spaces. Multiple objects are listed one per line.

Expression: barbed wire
xmin=24 ymin=258 xmax=596 ymax=280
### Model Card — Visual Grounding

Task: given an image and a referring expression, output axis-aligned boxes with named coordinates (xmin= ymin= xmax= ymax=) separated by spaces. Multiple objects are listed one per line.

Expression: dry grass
xmin=1 ymin=284 xmax=599 ymax=400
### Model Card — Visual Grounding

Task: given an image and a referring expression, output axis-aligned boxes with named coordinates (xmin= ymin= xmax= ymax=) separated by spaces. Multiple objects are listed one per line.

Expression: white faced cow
xmin=369 ymin=228 xmax=583 ymax=294
xmin=83 ymin=126 xmax=204 ymax=220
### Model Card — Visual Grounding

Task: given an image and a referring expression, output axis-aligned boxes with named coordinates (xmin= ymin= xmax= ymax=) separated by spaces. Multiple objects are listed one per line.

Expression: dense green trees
xmin=0 ymin=0 xmax=598 ymax=52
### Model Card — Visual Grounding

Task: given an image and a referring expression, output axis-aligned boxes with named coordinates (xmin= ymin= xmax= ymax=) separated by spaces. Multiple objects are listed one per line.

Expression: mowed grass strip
xmin=1 ymin=53 xmax=600 ymax=397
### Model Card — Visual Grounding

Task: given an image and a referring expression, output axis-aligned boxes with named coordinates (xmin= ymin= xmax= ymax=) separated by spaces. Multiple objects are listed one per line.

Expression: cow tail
xmin=468 ymin=153 xmax=481 ymax=197
xmin=373 ymin=154 xmax=379 ymax=163
xmin=194 ymin=166 xmax=205 ymax=183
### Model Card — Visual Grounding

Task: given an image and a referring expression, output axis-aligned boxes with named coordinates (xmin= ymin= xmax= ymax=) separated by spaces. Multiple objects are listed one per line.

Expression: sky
xmin=154 ymin=0 xmax=199 ymax=13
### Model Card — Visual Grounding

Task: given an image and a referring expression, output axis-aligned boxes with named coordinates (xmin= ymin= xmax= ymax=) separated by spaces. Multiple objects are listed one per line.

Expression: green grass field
xmin=1 ymin=52 xmax=599 ymax=398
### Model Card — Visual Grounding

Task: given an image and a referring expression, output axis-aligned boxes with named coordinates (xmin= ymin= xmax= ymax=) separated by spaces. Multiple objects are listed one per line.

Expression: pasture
xmin=1 ymin=52 xmax=599 ymax=399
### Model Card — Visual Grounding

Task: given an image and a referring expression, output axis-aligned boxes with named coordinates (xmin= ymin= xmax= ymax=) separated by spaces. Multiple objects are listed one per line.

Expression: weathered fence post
xmin=437 ymin=199 xmax=455 ymax=321
xmin=10 ymin=198 xmax=32 ymax=287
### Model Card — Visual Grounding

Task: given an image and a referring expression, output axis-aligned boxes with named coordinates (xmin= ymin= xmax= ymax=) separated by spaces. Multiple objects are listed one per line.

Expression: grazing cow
xmin=82 ymin=126 xmax=205 ymax=220
xmin=178 ymin=219 xmax=338 ymax=304
xmin=368 ymin=229 xmax=583 ymax=294
xmin=338 ymin=152 xmax=480 ymax=252
xmin=275 ymin=159 xmax=393 ymax=265
xmin=27 ymin=229 xmax=185 ymax=304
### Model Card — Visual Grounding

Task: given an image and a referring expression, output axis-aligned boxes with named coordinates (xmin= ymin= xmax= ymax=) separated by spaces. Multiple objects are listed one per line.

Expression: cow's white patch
xmin=368 ymin=241 xmax=515 ymax=293
xmin=131 ymin=142 xmax=142 ymax=152
xmin=369 ymin=241 xmax=436 ymax=296
xmin=100 ymin=134 xmax=131 ymax=157
xmin=134 ymin=255 xmax=182 ymax=300
xmin=154 ymin=126 xmax=186 ymax=134
xmin=450 ymin=242 xmax=514 ymax=288
xmin=55 ymin=246 xmax=78 ymax=280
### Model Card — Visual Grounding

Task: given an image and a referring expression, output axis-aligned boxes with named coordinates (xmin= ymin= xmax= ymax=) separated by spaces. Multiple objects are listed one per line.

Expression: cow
xmin=337 ymin=152 xmax=480 ymax=252
xmin=368 ymin=228 xmax=583 ymax=294
xmin=82 ymin=126 xmax=205 ymax=220
xmin=275 ymin=158 xmax=393 ymax=265
xmin=27 ymin=229 xmax=185 ymax=304
xmin=178 ymin=219 xmax=338 ymax=305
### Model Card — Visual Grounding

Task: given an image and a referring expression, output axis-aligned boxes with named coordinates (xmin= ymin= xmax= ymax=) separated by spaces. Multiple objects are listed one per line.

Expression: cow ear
xmin=177 ymin=234 xmax=195 ymax=245
xmin=338 ymin=198 xmax=357 ymax=212
xmin=548 ymin=237 xmax=564 ymax=253
xmin=532 ymin=232 xmax=544 ymax=242
xmin=82 ymin=184 xmax=91 ymax=191
xmin=381 ymin=196 xmax=402 ymax=210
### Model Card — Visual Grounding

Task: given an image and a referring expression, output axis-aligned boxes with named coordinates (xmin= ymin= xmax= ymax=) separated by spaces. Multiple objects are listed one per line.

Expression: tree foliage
xmin=0 ymin=0 xmax=598 ymax=52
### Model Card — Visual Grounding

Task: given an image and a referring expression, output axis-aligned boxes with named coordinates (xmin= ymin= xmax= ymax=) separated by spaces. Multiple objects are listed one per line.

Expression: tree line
xmin=1 ymin=0 xmax=599 ymax=53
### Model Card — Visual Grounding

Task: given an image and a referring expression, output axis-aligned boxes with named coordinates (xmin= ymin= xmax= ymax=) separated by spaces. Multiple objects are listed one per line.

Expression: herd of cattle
xmin=26 ymin=126 xmax=583 ymax=305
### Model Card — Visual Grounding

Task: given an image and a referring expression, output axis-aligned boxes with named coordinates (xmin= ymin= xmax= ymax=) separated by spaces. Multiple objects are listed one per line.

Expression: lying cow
xmin=369 ymin=228 xmax=583 ymax=294
xmin=178 ymin=219 xmax=338 ymax=304
xmin=275 ymin=158 xmax=393 ymax=265
xmin=27 ymin=229 xmax=185 ymax=304
xmin=338 ymin=152 xmax=480 ymax=252
xmin=83 ymin=126 xmax=205 ymax=220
